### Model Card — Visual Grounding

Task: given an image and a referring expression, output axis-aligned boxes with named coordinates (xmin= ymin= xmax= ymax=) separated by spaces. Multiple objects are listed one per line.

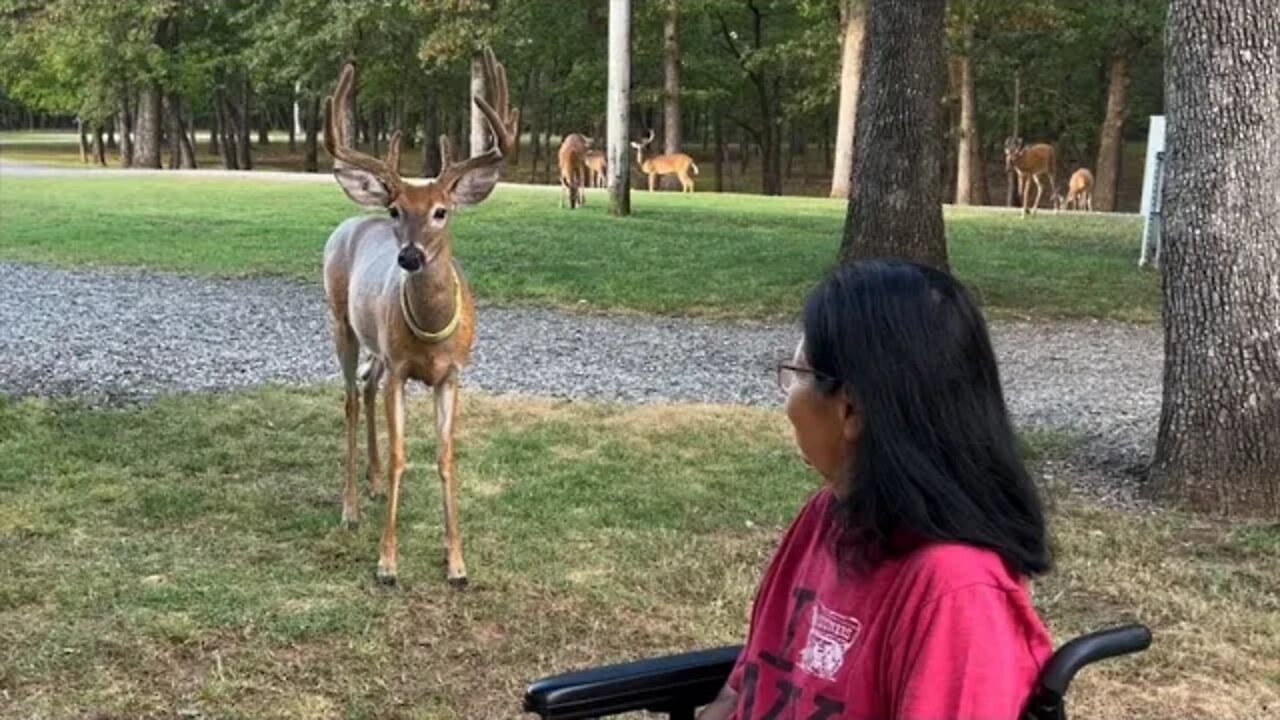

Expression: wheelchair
xmin=525 ymin=623 xmax=1151 ymax=720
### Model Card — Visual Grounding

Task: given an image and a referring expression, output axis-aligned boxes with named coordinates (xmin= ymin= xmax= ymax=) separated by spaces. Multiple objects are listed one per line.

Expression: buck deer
xmin=1055 ymin=167 xmax=1094 ymax=212
xmin=321 ymin=49 xmax=517 ymax=586
xmin=630 ymin=129 xmax=699 ymax=192
xmin=558 ymin=133 xmax=590 ymax=209
xmin=583 ymin=149 xmax=607 ymax=188
xmin=1003 ymin=137 xmax=1058 ymax=216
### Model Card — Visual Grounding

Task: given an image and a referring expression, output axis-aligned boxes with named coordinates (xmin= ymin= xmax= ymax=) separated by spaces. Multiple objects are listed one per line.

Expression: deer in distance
xmin=1055 ymin=167 xmax=1095 ymax=212
xmin=583 ymin=149 xmax=607 ymax=188
xmin=558 ymin=133 xmax=591 ymax=209
xmin=1003 ymin=137 xmax=1058 ymax=216
xmin=630 ymin=129 xmax=699 ymax=192
xmin=320 ymin=48 xmax=517 ymax=586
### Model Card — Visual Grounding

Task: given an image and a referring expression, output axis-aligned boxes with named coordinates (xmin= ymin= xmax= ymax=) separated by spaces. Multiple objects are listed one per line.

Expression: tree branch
xmin=716 ymin=11 xmax=764 ymax=87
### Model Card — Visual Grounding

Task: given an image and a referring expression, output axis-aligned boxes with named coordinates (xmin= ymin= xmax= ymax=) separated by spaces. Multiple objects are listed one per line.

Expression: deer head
xmin=629 ymin=128 xmax=656 ymax=153
xmin=323 ymin=48 xmax=518 ymax=273
xmin=1003 ymin=136 xmax=1025 ymax=172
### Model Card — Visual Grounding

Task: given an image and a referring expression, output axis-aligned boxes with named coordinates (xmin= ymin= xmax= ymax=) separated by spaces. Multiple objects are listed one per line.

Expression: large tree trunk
xmin=77 ymin=118 xmax=89 ymax=163
xmin=955 ymin=21 xmax=981 ymax=205
xmin=839 ymin=0 xmax=948 ymax=269
xmin=422 ymin=89 xmax=441 ymax=177
xmin=1094 ymin=52 xmax=1130 ymax=212
xmin=660 ymin=0 xmax=682 ymax=191
xmin=215 ymin=87 xmax=238 ymax=170
xmin=304 ymin=96 xmax=320 ymax=173
xmin=1150 ymin=0 xmax=1280 ymax=515
xmin=1006 ymin=71 xmax=1021 ymax=207
xmin=92 ymin=124 xmax=107 ymax=166
xmin=830 ymin=0 xmax=865 ymax=198
xmin=133 ymin=82 xmax=163 ymax=168
xmin=607 ymin=0 xmax=632 ymax=216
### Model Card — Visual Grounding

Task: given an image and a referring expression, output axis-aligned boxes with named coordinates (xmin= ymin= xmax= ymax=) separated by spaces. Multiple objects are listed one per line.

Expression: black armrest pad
xmin=524 ymin=645 xmax=742 ymax=720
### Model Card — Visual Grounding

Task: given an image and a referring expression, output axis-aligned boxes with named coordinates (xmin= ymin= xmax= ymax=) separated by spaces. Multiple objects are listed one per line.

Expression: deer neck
xmin=400 ymin=242 xmax=462 ymax=343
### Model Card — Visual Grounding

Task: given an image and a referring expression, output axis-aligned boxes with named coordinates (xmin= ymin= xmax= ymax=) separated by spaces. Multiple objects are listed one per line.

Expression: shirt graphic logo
xmin=798 ymin=602 xmax=861 ymax=681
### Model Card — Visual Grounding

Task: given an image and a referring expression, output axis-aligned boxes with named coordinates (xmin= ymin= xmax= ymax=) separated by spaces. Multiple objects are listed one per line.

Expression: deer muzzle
xmin=397 ymin=245 xmax=426 ymax=273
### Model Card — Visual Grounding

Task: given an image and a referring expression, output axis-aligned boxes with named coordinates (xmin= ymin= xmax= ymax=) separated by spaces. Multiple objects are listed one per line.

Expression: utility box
xmin=1139 ymin=115 xmax=1166 ymax=268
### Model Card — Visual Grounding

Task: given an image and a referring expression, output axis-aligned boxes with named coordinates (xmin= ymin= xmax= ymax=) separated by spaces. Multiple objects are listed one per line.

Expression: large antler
xmin=436 ymin=47 xmax=519 ymax=188
xmin=323 ymin=62 xmax=404 ymax=198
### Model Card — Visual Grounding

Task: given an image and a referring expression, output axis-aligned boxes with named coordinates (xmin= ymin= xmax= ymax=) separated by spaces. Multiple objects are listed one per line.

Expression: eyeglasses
xmin=776 ymin=362 xmax=833 ymax=395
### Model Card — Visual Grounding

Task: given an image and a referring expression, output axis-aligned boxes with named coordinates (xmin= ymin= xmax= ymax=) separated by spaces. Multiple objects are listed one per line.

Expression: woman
xmin=700 ymin=260 xmax=1053 ymax=720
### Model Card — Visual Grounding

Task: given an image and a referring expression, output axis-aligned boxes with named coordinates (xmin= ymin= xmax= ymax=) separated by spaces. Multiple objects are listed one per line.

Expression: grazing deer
xmin=558 ymin=133 xmax=590 ymax=209
xmin=321 ymin=49 xmax=517 ymax=586
xmin=1055 ymin=167 xmax=1094 ymax=212
xmin=583 ymin=149 xmax=607 ymax=188
xmin=1003 ymin=137 xmax=1058 ymax=216
xmin=630 ymin=129 xmax=699 ymax=192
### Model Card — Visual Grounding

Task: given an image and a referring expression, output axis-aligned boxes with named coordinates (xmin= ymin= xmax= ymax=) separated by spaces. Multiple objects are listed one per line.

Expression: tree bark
xmin=422 ymin=90 xmax=441 ymax=178
xmin=1150 ymin=0 xmax=1280 ymax=516
xmin=607 ymin=0 xmax=632 ymax=216
xmin=830 ymin=0 xmax=865 ymax=198
xmin=1094 ymin=52 xmax=1130 ymax=212
xmin=91 ymin=124 xmax=107 ymax=166
xmin=304 ymin=96 xmax=320 ymax=173
xmin=77 ymin=118 xmax=89 ymax=163
xmin=216 ymin=87 xmax=238 ymax=170
xmin=839 ymin=0 xmax=948 ymax=269
xmin=1005 ymin=70 xmax=1020 ymax=207
xmin=133 ymin=82 xmax=163 ymax=168
xmin=117 ymin=99 xmax=134 ymax=168
xmin=660 ymin=0 xmax=682 ymax=190
xmin=955 ymin=21 xmax=981 ymax=205
xmin=237 ymin=75 xmax=253 ymax=170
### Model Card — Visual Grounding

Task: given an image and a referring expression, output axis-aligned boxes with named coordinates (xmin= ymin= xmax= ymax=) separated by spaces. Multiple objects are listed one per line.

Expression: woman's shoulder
xmin=893 ymin=541 xmax=1027 ymax=602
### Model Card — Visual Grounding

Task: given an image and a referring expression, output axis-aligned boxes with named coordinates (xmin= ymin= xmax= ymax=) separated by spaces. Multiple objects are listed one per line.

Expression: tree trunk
xmin=423 ymin=90 xmax=441 ymax=177
xmin=713 ymin=108 xmax=724 ymax=191
xmin=660 ymin=0 xmax=682 ymax=191
xmin=304 ymin=96 xmax=320 ymax=173
xmin=1150 ymin=0 xmax=1280 ymax=516
xmin=237 ymin=76 xmax=253 ymax=170
xmin=92 ymin=124 xmax=107 ymax=166
xmin=289 ymin=85 xmax=298 ymax=153
xmin=1006 ymin=71 xmax=1021 ymax=207
xmin=469 ymin=52 xmax=487 ymax=159
xmin=106 ymin=124 xmax=116 ymax=150
xmin=839 ymin=0 xmax=948 ymax=269
xmin=607 ymin=0 xmax=632 ymax=216
xmin=171 ymin=95 xmax=196 ymax=169
xmin=117 ymin=101 xmax=134 ymax=168
xmin=216 ymin=88 xmax=238 ymax=170
xmin=1094 ymin=52 xmax=1130 ymax=212
xmin=77 ymin=118 xmax=89 ymax=163
xmin=133 ymin=82 xmax=163 ymax=168
xmin=830 ymin=0 xmax=866 ymax=198
xmin=955 ymin=22 xmax=980 ymax=205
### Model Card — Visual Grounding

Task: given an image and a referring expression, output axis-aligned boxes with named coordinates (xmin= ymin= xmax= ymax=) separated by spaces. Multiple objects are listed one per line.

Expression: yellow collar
xmin=400 ymin=264 xmax=463 ymax=343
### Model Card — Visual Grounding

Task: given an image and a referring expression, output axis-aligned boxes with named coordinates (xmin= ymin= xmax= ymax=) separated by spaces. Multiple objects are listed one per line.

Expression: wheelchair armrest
xmin=1021 ymin=624 xmax=1152 ymax=720
xmin=524 ymin=645 xmax=742 ymax=720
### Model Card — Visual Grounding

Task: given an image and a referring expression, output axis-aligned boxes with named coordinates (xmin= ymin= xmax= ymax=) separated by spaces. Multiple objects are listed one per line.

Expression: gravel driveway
xmin=0 ymin=261 xmax=1161 ymax=476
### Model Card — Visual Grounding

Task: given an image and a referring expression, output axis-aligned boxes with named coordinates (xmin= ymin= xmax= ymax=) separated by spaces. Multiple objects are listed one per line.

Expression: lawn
xmin=0 ymin=175 xmax=1158 ymax=321
xmin=0 ymin=389 xmax=1275 ymax=719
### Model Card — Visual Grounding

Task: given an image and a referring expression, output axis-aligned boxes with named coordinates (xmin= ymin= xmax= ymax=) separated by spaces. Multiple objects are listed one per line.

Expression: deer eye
xmin=432 ymin=207 xmax=448 ymax=221
xmin=388 ymin=207 xmax=400 ymax=219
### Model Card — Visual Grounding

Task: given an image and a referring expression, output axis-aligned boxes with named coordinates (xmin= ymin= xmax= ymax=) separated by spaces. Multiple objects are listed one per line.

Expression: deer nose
xmin=397 ymin=246 xmax=425 ymax=272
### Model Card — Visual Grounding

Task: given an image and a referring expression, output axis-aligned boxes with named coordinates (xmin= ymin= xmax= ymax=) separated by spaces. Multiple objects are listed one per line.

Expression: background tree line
xmin=0 ymin=0 xmax=1165 ymax=209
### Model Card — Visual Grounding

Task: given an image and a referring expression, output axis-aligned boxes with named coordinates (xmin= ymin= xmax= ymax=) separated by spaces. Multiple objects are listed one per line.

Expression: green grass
xmin=0 ymin=175 xmax=1159 ymax=321
xmin=0 ymin=390 xmax=1275 ymax=719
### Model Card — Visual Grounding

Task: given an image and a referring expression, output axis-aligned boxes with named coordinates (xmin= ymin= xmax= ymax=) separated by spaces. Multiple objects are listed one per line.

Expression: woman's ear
xmin=840 ymin=393 xmax=863 ymax=443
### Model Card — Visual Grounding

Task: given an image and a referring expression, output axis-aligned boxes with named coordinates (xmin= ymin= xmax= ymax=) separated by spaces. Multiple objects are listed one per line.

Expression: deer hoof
xmin=340 ymin=510 xmax=360 ymax=530
xmin=376 ymin=565 xmax=398 ymax=586
xmin=447 ymin=574 xmax=469 ymax=589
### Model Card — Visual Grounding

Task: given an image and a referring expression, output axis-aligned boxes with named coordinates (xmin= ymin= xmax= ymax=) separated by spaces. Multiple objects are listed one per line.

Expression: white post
xmin=607 ymin=0 xmax=632 ymax=216
xmin=1139 ymin=115 xmax=1166 ymax=268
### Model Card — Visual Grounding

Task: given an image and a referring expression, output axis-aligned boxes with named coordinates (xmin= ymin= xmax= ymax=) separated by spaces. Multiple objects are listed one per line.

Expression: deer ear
xmin=334 ymin=166 xmax=393 ymax=208
xmin=446 ymin=165 xmax=501 ymax=207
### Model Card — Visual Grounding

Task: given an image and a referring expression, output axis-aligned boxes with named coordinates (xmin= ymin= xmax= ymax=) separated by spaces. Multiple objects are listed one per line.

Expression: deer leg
xmin=1031 ymin=176 xmax=1045 ymax=216
xmin=362 ymin=358 xmax=384 ymax=497
xmin=333 ymin=326 xmax=362 ymax=529
xmin=649 ymin=173 xmax=656 ymax=192
xmin=1020 ymin=176 xmax=1033 ymax=216
xmin=435 ymin=368 xmax=467 ymax=586
xmin=377 ymin=373 xmax=407 ymax=585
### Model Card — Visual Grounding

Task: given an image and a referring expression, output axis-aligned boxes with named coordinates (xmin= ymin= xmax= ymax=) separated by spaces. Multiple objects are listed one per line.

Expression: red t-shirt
xmin=727 ymin=490 xmax=1052 ymax=720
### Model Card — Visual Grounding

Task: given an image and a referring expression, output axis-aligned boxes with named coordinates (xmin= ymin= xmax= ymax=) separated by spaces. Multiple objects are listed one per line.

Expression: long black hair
xmin=802 ymin=260 xmax=1051 ymax=576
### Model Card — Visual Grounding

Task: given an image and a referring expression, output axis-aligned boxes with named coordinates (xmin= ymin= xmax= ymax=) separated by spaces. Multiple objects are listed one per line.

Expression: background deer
xmin=321 ymin=49 xmax=516 ymax=586
xmin=1003 ymin=137 xmax=1058 ymax=216
xmin=584 ymin=149 xmax=607 ymax=188
xmin=630 ymin=129 xmax=699 ymax=192
xmin=1055 ymin=167 xmax=1095 ymax=212
xmin=558 ymin=133 xmax=590 ymax=209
